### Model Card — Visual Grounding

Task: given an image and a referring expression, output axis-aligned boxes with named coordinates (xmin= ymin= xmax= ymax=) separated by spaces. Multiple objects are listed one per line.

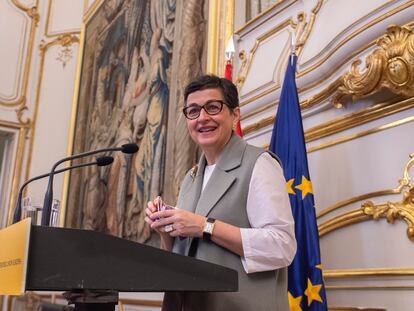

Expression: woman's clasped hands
xmin=145 ymin=196 xmax=205 ymax=238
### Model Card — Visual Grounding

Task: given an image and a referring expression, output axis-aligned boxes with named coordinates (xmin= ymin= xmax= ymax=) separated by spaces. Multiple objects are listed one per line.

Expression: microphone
xmin=41 ymin=143 xmax=138 ymax=226
xmin=12 ymin=156 xmax=114 ymax=224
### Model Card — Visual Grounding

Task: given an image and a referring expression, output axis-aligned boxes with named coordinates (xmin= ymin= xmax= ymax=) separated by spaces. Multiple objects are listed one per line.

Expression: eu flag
xmin=269 ymin=54 xmax=328 ymax=310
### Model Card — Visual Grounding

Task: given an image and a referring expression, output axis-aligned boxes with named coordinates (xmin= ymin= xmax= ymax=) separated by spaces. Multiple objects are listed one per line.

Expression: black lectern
xmin=26 ymin=226 xmax=238 ymax=310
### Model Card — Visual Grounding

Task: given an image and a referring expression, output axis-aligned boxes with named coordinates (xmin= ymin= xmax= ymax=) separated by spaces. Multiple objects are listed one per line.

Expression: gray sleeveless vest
xmin=162 ymin=135 xmax=289 ymax=311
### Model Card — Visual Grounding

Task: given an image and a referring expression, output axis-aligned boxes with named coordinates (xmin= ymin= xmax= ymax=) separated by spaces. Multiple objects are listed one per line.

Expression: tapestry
xmin=67 ymin=0 xmax=182 ymax=244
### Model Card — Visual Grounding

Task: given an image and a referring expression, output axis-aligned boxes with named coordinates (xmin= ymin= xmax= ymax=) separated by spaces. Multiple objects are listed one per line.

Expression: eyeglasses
xmin=183 ymin=100 xmax=226 ymax=120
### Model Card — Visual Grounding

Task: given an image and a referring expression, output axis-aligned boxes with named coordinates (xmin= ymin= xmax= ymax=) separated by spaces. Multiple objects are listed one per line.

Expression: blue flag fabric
xmin=269 ymin=54 xmax=328 ymax=310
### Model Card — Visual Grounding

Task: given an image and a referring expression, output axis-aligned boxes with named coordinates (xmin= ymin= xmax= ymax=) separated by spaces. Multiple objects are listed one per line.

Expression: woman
xmin=145 ymin=75 xmax=296 ymax=311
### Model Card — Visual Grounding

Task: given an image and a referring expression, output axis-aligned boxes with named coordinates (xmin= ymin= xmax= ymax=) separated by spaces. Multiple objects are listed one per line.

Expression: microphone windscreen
xmin=96 ymin=156 xmax=114 ymax=166
xmin=121 ymin=143 xmax=139 ymax=154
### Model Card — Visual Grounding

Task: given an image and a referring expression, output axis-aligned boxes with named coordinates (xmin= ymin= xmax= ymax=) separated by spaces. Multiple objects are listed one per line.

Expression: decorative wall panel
xmin=0 ymin=0 xmax=38 ymax=105
xmin=231 ymin=0 xmax=414 ymax=309
xmin=44 ymin=0 xmax=83 ymax=37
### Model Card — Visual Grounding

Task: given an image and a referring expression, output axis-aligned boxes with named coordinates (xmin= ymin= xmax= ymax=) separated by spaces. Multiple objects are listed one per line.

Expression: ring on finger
xmin=164 ymin=224 xmax=174 ymax=233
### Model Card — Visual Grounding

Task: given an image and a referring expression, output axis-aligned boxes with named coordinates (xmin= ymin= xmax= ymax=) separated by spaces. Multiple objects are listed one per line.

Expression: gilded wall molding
xmin=44 ymin=0 xmax=81 ymax=38
xmin=242 ymin=114 xmax=273 ymax=135
xmin=329 ymin=308 xmax=385 ymax=311
xmin=243 ymin=95 xmax=414 ymax=139
xmin=1 ymin=2 xmax=38 ymax=213
xmin=235 ymin=17 xmax=301 ymax=98
xmin=317 ymin=188 xmax=401 ymax=219
xmin=235 ymin=0 xmax=296 ymax=36
xmin=25 ymin=33 xmax=79 ymax=170
xmin=333 ymin=25 xmax=414 ymax=108
xmin=295 ymin=19 xmax=414 ymax=110
xmin=319 ymin=153 xmax=414 ymax=242
xmin=1 ymin=0 xmax=39 ymax=109
xmin=215 ymin=0 xmax=235 ymax=77
xmin=305 ymin=96 xmax=413 ymax=142
xmin=235 ymin=50 xmax=247 ymax=89
xmin=238 ymin=2 xmax=414 ymax=120
xmin=61 ymin=27 xmax=87 ymax=226
xmin=324 ymin=267 xmax=414 ymax=279
xmin=4 ymin=33 xmax=79 ymax=225
xmin=234 ymin=0 xmax=319 ymax=105
xmin=307 ymin=115 xmax=414 ymax=153
xmin=324 ymin=268 xmax=414 ymax=292
xmin=362 ymin=155 xmax=414 ymax=241
xmin=242 ymin=23 xmax=414 ymax=135
xmin=208 ymin=0 xmax=219 ymax=73
xmin=3 ymin=122 xmax=29 ymax=225
xmin=10 ymin=0 xmax=39 ymax=16
xmin=83 ymin=0 xmax=103 ymax=23
xmin=294 ymin=0 xmax=322 ymax=57
xmin=224 ymin=0 xmax=234 ymax=54
xmin=260 ymin=115 xmax=414 ymax=154
xmin=49 ymin=34 xmax=80 ymax=67
xmin=16 ymin=34 xmax=79 ymax=227
xmin=298 ymin=1 xmax=414 ymax=79
xmin=327 ymin=285 xmax=414 ymax=290
xmin=319 ymin=209 xmax=370 ymax=237
xmin=217 ymin=0 xmax=224 ymax=77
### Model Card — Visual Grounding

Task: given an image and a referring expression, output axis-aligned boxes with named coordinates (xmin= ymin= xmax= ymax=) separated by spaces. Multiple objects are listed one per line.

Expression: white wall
xmin=235 ymin=0 xmax=414 ymax=309
xmin=0 ymin=0 xmax=82 ymax=309
xmin=0 ymin=0 xmax=164 ymax=309
xmin=3 ymin=0 xmax=414 ymax=310
xmin=0 ymin=0 xmax=83 ymax=226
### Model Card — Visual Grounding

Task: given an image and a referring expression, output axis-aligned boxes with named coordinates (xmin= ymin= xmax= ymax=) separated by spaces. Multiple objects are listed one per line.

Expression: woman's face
xmin=185 ymin=88 xmax=240 ymax=161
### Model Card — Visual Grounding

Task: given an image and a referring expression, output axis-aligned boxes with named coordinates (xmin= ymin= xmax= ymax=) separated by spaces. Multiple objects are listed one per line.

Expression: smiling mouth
xmin=198 ymin=127 xmax=216 ymax=133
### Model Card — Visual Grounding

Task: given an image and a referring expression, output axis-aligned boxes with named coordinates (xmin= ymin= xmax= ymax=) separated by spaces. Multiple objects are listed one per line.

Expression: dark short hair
xmin=184 ymin=74 xmax=239 ymax=109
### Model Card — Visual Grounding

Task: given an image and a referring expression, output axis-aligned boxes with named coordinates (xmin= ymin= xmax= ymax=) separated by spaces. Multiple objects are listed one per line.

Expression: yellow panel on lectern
xmin=0 ymin=218 xmax=31 ymax=295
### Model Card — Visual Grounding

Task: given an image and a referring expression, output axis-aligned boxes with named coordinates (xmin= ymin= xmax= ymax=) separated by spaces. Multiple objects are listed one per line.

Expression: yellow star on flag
xmin=286 ymin=178 xmax=295 ymax=194
xmin=315 ymin=264 xmax=323 ymax=270
xmin=288 ymin=292 xmax=302 ymax=311
xmin=304 ymin=278 xmax=323 ymax=306
xmin=295 ymin=176 xmax=313 ymax=199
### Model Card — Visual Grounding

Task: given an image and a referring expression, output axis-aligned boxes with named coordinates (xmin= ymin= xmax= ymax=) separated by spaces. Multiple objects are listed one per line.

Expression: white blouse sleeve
xmin=240 ymin=152 xmax=297 ymax=274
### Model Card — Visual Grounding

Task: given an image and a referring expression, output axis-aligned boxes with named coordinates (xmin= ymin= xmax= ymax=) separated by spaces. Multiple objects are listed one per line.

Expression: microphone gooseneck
xmin=41 ymin=144 xmax=138 ymax=226
xmin=12 ymin=156 xmax=114 ymax=224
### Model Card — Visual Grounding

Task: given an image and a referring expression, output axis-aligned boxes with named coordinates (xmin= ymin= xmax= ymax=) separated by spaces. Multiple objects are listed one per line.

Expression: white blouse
xmin=202 ymin=152 xmax=297 ymax=274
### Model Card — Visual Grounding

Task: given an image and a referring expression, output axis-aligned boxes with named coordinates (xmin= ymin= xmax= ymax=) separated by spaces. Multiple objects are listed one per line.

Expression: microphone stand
xmin=41 ymin=144 xmax=137 ymax=226
xmin=13 ymin=156 xmax=113 ymax=224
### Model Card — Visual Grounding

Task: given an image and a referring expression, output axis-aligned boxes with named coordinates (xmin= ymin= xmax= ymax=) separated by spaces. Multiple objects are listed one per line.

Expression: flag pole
xmin=290 ymin=33 xmax=296 ymax=65
xmin=224 ymin=35 xmax=235 ymax=81
xmin=225 ymin=35 xmax=244 ymax=137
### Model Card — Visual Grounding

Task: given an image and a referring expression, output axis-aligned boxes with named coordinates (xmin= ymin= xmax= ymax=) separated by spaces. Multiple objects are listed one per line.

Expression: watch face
xmin=204 ymin=221 xmax=214 ymax=234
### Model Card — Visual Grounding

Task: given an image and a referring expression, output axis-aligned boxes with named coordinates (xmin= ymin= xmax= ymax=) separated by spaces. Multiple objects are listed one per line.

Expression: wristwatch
xmin=203 ymin=217 xmax=216 ymax=241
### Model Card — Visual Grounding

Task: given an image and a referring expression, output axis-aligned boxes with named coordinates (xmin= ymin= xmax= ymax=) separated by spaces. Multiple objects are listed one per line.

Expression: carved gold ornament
xmin=362 ymin=153 xmax=414 ymax=241
xmin=334 ymin=25 xmax=414 ymax=108
xmin=235 ymin=50 xmax=247 ymax=90
xmin=54 ymin=35 xmax=78 ymax=68
xmin=319 ymin=153 xmax=414 ymax=242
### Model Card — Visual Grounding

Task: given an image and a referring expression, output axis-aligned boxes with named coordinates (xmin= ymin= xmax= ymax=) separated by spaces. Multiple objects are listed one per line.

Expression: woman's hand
xmin=145 ymin=197 xmax=174 ymax=251
xmin=146 ymin=197 xmax=244 ymax=257
xmin=150 ymin=207 xmax=205 ymax=238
